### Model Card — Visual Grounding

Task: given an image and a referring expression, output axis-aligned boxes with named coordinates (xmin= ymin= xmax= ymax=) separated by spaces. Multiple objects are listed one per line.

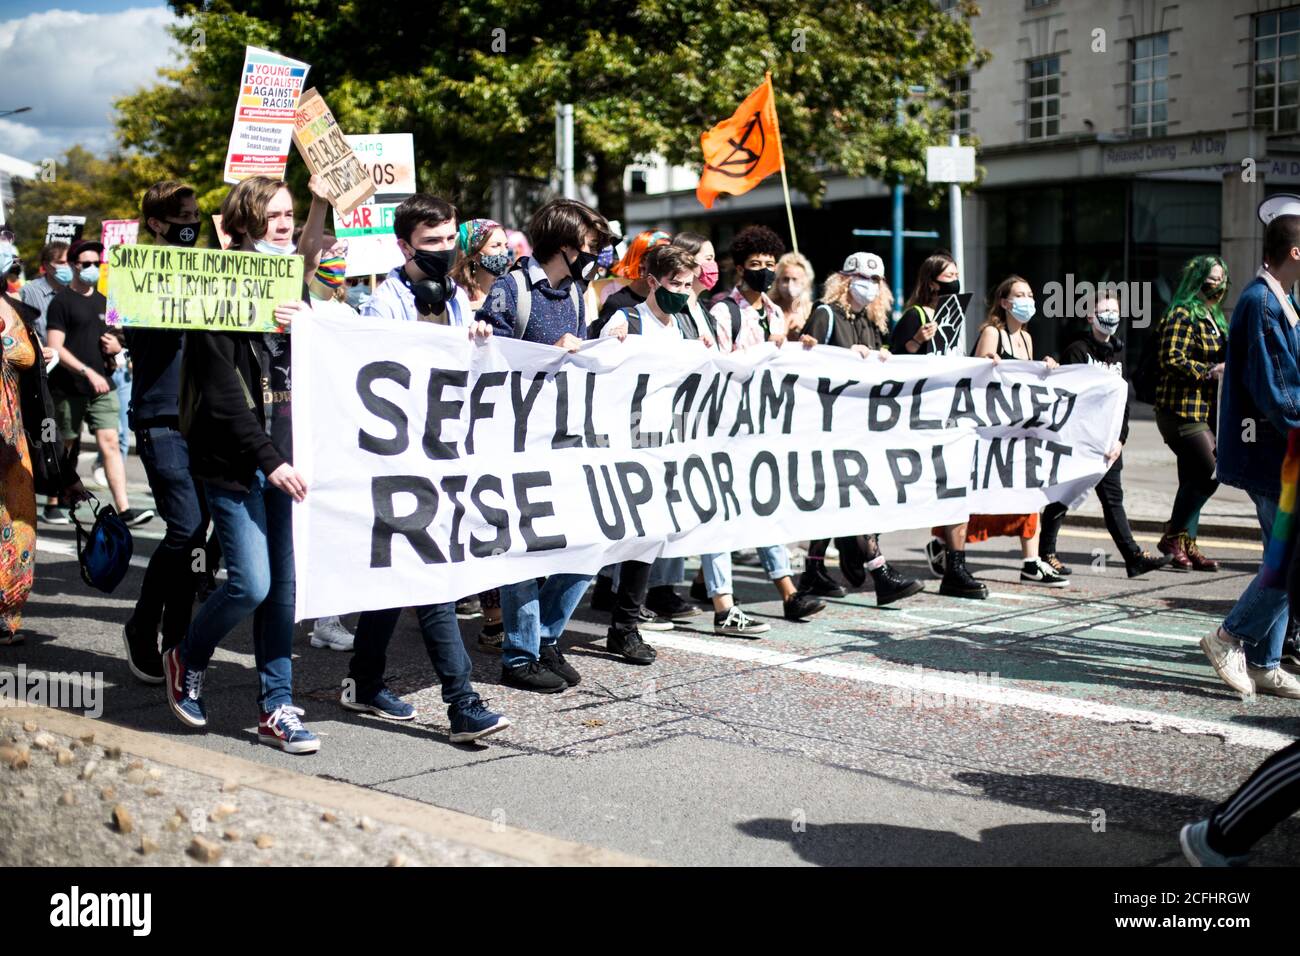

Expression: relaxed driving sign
xmin=926 ymin=145 xmax=976 ymax=183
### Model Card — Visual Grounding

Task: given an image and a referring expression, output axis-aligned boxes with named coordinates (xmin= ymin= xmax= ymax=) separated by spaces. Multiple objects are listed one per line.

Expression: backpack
xmin=508 ymin=267 xmax=585 ymax=340
xmin=73 ymin=496 xmax=133 ymax=593
xmin=810 ymin=303 xmax=839 ymax=345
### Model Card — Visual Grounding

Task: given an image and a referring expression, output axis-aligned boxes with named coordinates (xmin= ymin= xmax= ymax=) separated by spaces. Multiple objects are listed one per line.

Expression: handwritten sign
xmin=106 ymin=245 xmax=303 ymax=333
xmin=223 ymin=46 xmax=310 ymax=184
xmin=345 ymin=133 xmax=416 ymax=199
xmin=292 ymin=88 xmax=375 ymax=217
xmin=331 ymin=202 xmax=403 ymax=277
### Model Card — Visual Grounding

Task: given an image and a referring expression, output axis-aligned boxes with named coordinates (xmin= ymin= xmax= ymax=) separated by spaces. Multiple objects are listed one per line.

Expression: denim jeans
xmin=132 ymin=425 xmax=208 ymax=649
xmin=182 ymin=471 xmax=294 ymax=711
xmin=500 ymin=574 xmax=593 ymax=668
xmin=1223 ymin=492 xmax=1288 ymax=670
xmin=349 ymin=603 xmax=474 ymax=707
xmin=700 ymin=545 xmax=792 ymax=597
xmin=112 ymin=365 xmax=131 ymax=463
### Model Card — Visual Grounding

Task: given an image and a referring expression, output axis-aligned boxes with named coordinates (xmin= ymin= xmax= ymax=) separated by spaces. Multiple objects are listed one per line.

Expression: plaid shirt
xmin=709 ymin=286 xmax=785 ymax=353
xmin=1155 ymin=304 xmax=1225 ymax=424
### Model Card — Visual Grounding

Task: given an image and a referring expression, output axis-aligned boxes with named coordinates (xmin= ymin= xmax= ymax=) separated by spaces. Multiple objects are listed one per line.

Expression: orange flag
xmin=696 ymin=73 xmax=786 ymax=209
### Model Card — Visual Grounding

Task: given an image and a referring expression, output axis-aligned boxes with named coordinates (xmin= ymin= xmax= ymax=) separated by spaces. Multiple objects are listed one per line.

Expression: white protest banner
xmin=291 ymin=88 xmax=375 ymax=216
xmin=222 ymin=46 xmax=310 ymax=184
xmin=100 ymin=219 xmax=139 ymax=249
xmin=46 ymin=215 xmax=85 ymax=246
xmin=332 ymin=201 xmax=403 ymax=277
xmin=293 ymin=313 xmax=1125 ymax=620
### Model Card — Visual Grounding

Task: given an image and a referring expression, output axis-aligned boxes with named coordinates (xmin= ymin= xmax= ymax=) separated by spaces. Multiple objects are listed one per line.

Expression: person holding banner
xmin=593 ymin=230 xmax=671 ymax=332
xmin=1037 ymin=293 xmax=1171 ymax=579
xmin=798 ymin=253 xmax=924 ymax=606
xmin=451 ymin=217 xmax=509 ymax=314
xmin=163 ymin=175 xmax=320 ymax=753
xmin=772 ymin=252 xmax=814 ymax=338
xmin=337 ymin=195 xmax=510 ymax=739
xmin=121 ymin=181 xmax=211 ymax=684
xmin=958 ymin=276 xmax=1069 ymax=588
xmin=482 ymin=197 xmax=618 ymax=691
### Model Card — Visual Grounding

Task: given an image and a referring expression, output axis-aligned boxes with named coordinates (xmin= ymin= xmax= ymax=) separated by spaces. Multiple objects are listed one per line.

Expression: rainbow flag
xmin=1260 ymin=428 xmax=1300 ymax=589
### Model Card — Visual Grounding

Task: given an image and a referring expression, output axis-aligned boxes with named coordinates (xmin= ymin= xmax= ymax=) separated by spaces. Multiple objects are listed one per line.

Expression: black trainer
xmin=689 ymin=578 xmax=710 ymax=603
xmin=834 ymin=537 xmax=867 ymax=588
xmin=456 ymin=596 xmax=483 ymax=620
xmin=783 ymin=591 xmax=826 ymax=621
xmin=607 ymin=629 xmax=657 ymax=664
xmin=119 ymin=507 xmax=155 ymax=527
xmin=122 ymin=618 xmax=164 ymax=684
xmin=940 ymin=551 xmax=988 ymax=600
xmin=539 ymin=642 xmax=581 ymax=686
xmin=646 ymin=585 xmax=699 ymax=619
xmin=799 ymin=562 xmax=847 ymax=598
xmin=501 ymin=660 xmax=568 ymax=693
xmin=1125 ymin=550 xmax=1172 ymax=578
xmin=870 ymin=563 xmax=924 ymax=606
xmin=590 ymin=575 xmax=615 ymax=613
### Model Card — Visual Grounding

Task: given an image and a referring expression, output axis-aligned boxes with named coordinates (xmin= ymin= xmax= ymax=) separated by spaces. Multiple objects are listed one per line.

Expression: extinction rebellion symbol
xmin=705 ymin=111 xmax=766 ymax=179
xmin=179 ymin=226 xmax=196 ymax=244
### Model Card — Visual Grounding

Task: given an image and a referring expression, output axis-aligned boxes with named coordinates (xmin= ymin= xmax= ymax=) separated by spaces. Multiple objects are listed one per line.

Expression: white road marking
xmin=648 ymin=632 xmax=1292 ymax=751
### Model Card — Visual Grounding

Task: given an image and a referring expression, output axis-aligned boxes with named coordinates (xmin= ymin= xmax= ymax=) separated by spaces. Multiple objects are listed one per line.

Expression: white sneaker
xmin=92 ymin=465 xmax=107 ymax=488
xmin=310 ymin=616 xmax=354 ymax=651
xmin=1200 ymin=628 xmax=1253 ymax=696
xmin=1248 ymin=665 xmax=1300 ymax=699
xmin=1020 ymin=558 xmax=1069 ymax=588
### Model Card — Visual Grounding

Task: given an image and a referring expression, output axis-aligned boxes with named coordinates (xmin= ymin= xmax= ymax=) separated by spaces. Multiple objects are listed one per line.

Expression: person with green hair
xmin=1154 ymin=254 xmax=1229 ymax=571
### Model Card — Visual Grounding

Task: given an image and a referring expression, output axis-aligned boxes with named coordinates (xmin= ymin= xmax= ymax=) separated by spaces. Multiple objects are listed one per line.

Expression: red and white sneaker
xmin=258 ymin=704 xmax=320 ymax=754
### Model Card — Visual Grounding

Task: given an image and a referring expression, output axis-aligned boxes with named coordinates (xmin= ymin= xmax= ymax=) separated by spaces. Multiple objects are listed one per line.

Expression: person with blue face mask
xmin=1037 ymin=294 xmax=1171 ymax=580
xmin=19 ymin=241 xmax=71 ymax=348
xmin=968 ymin=275 xmax=1069 ymax=589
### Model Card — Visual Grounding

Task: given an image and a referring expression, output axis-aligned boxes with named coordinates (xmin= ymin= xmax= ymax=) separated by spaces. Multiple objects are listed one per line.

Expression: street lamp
xmin=0 ymin=107 xmax=32 ymax=119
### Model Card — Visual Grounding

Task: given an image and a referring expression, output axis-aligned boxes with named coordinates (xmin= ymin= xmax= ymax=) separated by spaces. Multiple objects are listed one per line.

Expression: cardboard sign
xmin=106 ymin=244 xmax=303 ymax=333
xmin=344 ymin=133 xmax=416 ymax=200
xmin=46 ymin=215 xmax=85 ymax=246
xmin=211 ymin=215 xmax=233 ymax=250
xmin=292 ymin=88 xmax=375 ymax=216
xmin=222 ymin=45 xmax=311 ymax=184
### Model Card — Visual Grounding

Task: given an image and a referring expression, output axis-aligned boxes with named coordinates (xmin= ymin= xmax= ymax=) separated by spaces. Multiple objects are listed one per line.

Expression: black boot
xmin=940 ymin=550 xmax=988 ymax=600
xmin=799 ymin=561 xmax=847 ymax=598
xmin=870 ymin=563 xmax=923 ymax=606
xmin=833 ymin=537 xmax=867 ymax=588
xmin=1124 ymin=550 xmax=1171 ymax=578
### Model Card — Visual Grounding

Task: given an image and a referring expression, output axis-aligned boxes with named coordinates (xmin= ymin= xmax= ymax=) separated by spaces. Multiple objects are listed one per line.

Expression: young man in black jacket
xmin=1038 ymin=293 xmax=1170 ymax=578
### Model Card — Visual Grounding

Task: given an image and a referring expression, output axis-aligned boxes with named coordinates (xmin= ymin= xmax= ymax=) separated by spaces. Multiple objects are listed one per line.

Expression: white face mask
xmin=254 ymin=238 xmax=296 ymax=256
xmin=849 ymin=278 xmax=879 ymax=307
xmin=1092 ymin=311 xmax=1121 ymax=336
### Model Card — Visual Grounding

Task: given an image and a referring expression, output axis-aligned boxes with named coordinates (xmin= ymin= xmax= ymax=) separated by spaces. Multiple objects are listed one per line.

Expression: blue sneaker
xmin=340 ymin=684 xmax=416 ymax=721
xmin=1179 ymin=820 xmax=1248 ymax=867
xmin=448 ymin=695 xmax=511 ymax=744
xmin=162 ymin=646 xmax=207 ymax=728
xmin=258 ymin=704 xmax=320 ymax=754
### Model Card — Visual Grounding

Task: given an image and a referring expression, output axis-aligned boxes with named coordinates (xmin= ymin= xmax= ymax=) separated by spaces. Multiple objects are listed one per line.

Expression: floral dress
xmin=0 ymin=310 xmax=37 ymax=633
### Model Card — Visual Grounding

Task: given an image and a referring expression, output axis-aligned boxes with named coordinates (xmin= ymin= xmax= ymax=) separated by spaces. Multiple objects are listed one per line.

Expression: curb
xmin=1064 ymin=513 xmax=1260 ymax=543
xmin=5 ymin=704 xmax=655 ymax=868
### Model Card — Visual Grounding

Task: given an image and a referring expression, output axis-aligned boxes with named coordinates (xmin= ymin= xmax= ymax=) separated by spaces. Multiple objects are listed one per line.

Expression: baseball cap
xmin=841 ymin=252 xmax=884 ymax=278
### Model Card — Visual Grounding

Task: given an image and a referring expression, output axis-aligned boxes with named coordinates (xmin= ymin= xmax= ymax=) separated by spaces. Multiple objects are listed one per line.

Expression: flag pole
xmin=767 ymin=72 xmax=799 ymax=255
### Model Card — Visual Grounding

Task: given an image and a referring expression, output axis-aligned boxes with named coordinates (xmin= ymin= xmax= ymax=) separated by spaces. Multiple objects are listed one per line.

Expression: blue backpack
xmin=73 ymin=497 xmax=133 ymax=593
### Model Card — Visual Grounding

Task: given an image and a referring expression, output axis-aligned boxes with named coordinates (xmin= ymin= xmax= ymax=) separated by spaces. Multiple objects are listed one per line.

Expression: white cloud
xmin=0 ymin=6 xmax=182 ymax=163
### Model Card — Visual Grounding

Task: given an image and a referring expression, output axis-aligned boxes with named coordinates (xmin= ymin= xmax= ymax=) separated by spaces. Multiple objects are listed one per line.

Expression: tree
xmin=110 ymin=0 xmax=982 ymax=225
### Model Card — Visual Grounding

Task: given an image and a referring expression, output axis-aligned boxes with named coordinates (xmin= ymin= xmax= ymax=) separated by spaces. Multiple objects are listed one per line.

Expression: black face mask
xmin=159 ymin=220 xmax=200 ymax=247
xmin=935 ymin=278 xmax=961 ymax=297
xmin=743 ymin=267 xmax=776 ymax=294
xmin=1202 ymin=280 xmax=1226 ymax=300
xmin=567 ymin=249 xmax=600 ymax=286
xmin=411 ymin=248 xmax=456 ymax=280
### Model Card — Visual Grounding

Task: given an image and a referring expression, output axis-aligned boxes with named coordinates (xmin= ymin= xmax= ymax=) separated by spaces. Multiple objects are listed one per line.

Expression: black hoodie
xmin=1058 ymin=329 xmax=1130 ymax=444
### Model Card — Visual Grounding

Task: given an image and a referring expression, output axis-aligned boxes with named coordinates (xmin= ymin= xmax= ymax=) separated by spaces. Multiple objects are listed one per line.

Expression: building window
xmin=630 ymin=170 xmax=648 ymax=195
xmin=1130 ymin=33 xmax=1169 ymax=138
xmin=1254 ymin=8 xmax=1300 ymax=132
xmin=1027 ymin=55 xmax=1061 ymax=139
xmin=949 ymin=73 xmax=971 ymax=136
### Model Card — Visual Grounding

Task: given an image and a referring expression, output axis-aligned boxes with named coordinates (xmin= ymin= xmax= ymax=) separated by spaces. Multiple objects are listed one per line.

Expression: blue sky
xmin=0 ymin=4 xmax=181 ymax=162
